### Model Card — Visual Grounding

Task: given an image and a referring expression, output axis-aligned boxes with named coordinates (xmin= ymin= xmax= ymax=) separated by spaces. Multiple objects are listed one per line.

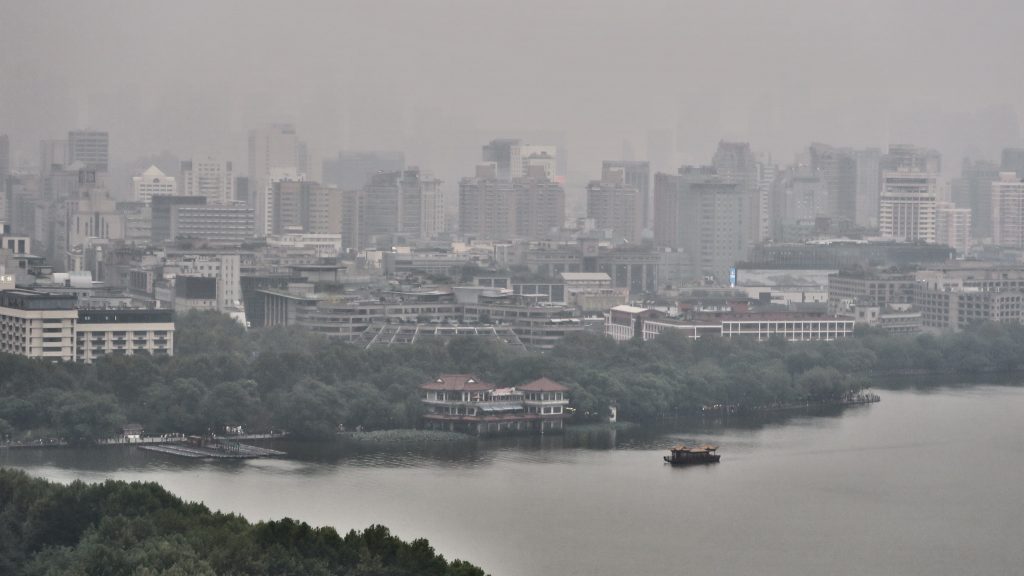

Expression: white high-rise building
xmin=879 ymin=170 xmax=937 ymax=243
xmin=992 ymin=172 xmax=1024 ymax=248
xmin=131 ymin=165 xmax=176 ymax=203
xmin=935 ymin=202 xmax=972 ymax=255
xmin=181 ymin=158 xmax=233 ymax=204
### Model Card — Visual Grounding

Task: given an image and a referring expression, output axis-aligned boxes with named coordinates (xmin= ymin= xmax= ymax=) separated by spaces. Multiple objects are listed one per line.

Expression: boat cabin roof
xmin=670 ymin=444 xmax=718 ymax=453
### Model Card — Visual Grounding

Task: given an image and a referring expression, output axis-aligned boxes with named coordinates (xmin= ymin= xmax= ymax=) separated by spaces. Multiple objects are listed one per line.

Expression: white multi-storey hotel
xmin=879 ymin=170 xmax=937 ymax=243
xmin=132 ymin=165 xmax=177 ymax=203
xmin=0 ymin=289 xmax=174 ymax=363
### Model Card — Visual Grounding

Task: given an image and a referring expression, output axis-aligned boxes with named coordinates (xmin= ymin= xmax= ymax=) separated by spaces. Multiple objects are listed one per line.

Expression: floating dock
xmin=140 ymin=441 xmax=286 ymax=459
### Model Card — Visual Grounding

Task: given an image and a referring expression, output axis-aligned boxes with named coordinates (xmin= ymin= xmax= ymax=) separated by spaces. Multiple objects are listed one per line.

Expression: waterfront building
xmin=605 ymin=304 xmax=854 ymax=342
xmin=0 ymin=289 xmax=78 ymax=361
xmin=75 ymin=308 xmax=174 ymax=363
xmin=420 ymin=374 xmax=569 ymax=434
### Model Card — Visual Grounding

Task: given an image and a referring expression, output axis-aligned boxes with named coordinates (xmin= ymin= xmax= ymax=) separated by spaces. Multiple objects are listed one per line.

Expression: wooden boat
xmin=664 ymin=444 xmax=721 ymax=466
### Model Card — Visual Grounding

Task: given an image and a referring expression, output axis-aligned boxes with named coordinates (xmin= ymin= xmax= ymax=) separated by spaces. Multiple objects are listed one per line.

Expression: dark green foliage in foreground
xmin=0 ymin=468 xmax=485 ymax=576
xmin=3 ymin=311 xmax=1024 ymax=441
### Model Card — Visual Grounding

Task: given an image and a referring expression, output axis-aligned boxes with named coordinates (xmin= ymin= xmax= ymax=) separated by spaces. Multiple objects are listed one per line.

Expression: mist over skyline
xmin=2 ymin=0 xmax=1022 ymax=190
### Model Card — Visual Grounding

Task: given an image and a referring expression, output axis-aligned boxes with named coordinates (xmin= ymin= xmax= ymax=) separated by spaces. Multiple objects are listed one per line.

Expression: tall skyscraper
xmin=992 ymin=172 xmax=1024 ymax=248
xmin=131 ymin=165 xmax=176 ymax=203
xmin=458 ymin=164 xmax=563 ymax=241
xmin=854 ymin=148 xmax=882 ymax=227
xmin=712 ymin=141 xmax=759 ymax=247
xmin=879 ymin=170 xmax=938 ymax=243
xmin=181 ymin=158 xmax=234 ymax=204
xmin=952 ymin=159 xmax=1000 ymax=239
xmin=654 ymin=166 xmax=747 ymax=283
xmin=935 ymin=202 xmax=972 ymax=255
xmin=248 ymin=124 xmax=307 ymax=234
xmin=587 ymin=169 xmax=643 ymax=243
xmin=67 ymin=130 xmax=109 ymax=172
xmin=808 ymin=143 xmax=858 ymax=226
xmin=1000 ymin=148 xmax=1024 ymax=179
xmin=602 ymin=160 xmax=650 ymax=229
xmin=322 ymin=151 xmax=404 ymax=191
xmin=481 ymin=139 xmax=557 ymax=180
xmin=397 ymin=168 xmax=444 ymax=240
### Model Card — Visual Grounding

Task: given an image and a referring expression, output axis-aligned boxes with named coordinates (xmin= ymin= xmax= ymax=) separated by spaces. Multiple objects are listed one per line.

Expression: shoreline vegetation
xmin=2 ymin=311 xmax=1024 ymax=446
xmin=0 ymin=469 xmax=486 ymax=576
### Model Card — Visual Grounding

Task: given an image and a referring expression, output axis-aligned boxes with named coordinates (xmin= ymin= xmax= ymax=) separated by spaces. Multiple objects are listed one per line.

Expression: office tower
xmin=587 ymin=169 xmax=643 ymax=243
xmin=359 ymin=171 xmax=402 ymax=247
xmin=322 ymin=151 xmax=405 ymax=191
xmin=459 ymin=165 xmax=515 ymax=241
xmin=882 ymin=144 xmax=941 ymax=174
xmin=249 ymin=124 xmax=307 ymax=233
xmin=398 ymin=167 xmax=444 ymax=240
xmin=879 ymin=170 xmax=938 ymax=243
xmin=654 ymin=166 xmax=747 ymax=283
xmin=0 ymin=135 xmax=8 ymax=223
xmin=755 ymin=157 xmax=777 ymax=242
xmin=935 ymin=202 xmax=972 ymax=255
xmin=271 ymin=180 xmax=342 ymax=235
xmin=952 ymin=159 xmax=1000 ymax=238
xmin=482 ymin=139 xmax=520 ymax=180
xmin=854 ymin=148 xmax=882 ymax=227
xmin=514 ymin=169 xmax=564 ymax=239
xmin=808 ymin=143 xmax=858 ymax=226
xmin=1001 ymin=148 xmax=1024 ymax=179
xmin=235 ymin=176 xmax=249 ymax=205
xmin=181 ymin=158 xmax=234 ymax=204
xmin=712 ymin=141 xmax=758 ymax=247
xmin=602 ymin=160 xmax=650 ymax=229
xmin=482 ymin=139 xmax=557 ymax=180
xmin=991 ymin=172 xmax=1024 ymax=248
xmin=68 ymin=130 xmax=109 ymax=172
xmin=151 ymin=195 xmax=206 ymax=244
xmin=131 ymin=165 xmax=176 ymax=203
xmin=39 ymin=139 xmax=69 ymax=182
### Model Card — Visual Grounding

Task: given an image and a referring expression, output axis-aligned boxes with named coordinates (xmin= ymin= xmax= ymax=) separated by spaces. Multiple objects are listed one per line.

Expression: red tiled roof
xmin=518 ymin=377 xmax=569 ymax=392
xmin=421 ymin=374 xmax=495 ymax=391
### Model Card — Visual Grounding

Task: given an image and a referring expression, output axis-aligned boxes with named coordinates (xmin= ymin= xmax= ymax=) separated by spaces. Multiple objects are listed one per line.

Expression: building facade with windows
xmin=420 ymin=374 xmax=569 ymax=434
xmin=0 ymin=289 xmax=78 ymax=361
xmin=75 ymin=309 xmax=175 ymax=363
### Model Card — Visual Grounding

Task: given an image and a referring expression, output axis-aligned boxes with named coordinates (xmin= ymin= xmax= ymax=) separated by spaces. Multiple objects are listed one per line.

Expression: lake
xmin=3 ymin=385 xmax=1023 ymax=576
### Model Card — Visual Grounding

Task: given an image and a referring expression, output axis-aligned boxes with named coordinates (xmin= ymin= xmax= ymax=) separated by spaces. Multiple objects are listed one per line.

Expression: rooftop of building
xmin=421 ymin=374 xmax=494 ymax=392
xmin=519 ymin=378 xmax=569 ymax=393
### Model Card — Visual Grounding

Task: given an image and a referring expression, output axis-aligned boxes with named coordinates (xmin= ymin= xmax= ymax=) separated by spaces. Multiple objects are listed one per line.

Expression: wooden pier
xmin=140 ymin=441 xmax=286 ymax=459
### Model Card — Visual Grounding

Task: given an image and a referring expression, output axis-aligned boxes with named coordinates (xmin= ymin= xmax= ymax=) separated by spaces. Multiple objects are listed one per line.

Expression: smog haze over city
xmin=3 ymin=2 xmax=1024 ymax=576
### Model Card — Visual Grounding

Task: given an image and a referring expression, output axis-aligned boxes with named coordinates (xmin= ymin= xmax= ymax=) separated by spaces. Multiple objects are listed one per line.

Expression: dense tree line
xmin=2 ymin=311 xmax=1024 ymax=442
xmin=0 ymin=468 xmax=485 ymax=576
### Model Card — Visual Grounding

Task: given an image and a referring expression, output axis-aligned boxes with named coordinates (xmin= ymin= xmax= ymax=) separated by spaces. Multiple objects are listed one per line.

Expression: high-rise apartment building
xmin=271 ymin=180 xmax=342 ymax=236
xmin=482 ymin=139 xmax=557 ymax=180
xmin=991 ymin=172 xmax=1024 ymax=248
xmin=654 ymin=166 xmax=747 ymax=283
xmin=602 ymin=160 xmax=650 ymax=228
xmin=249 ymin=124 xmax=307 ymax=234
xmin=712 ymin=141 xmax=758 ymax=247
xmin=131 ymin=165 xmax=176 ymax=203
xmin=322 ymin=151 xmax=404 ymax=191
xmin=882 ymin=144 xmax=942 ymax=174
xmin=398 ymin=168 xmax=444 ymax=240
xmin=181 ymin=158 xmax=234 ymax=204
xmin=68 ymin=130 xmax=109 ymax=172
xmin=952 ymin=159 xmax=1000 ymax=239
xmin=808 ymin=143 xmax=858 ymax=226
xmin=879 ymin=170 xmax=937 ymax=243
xmin=459 ymin=165 xmax=515 ymax=241
xmin=935 ymin=202 xmax=972 ymax=255
xmin=586 ymin=171 xmax=643 ymax=243
xmin=1001 ymin=148 xmax=1024 ymax=179
xmin=514 ymin=171 xmax=564 ymax=239
xmin=854 ymin=148 xmax=882 ymax=227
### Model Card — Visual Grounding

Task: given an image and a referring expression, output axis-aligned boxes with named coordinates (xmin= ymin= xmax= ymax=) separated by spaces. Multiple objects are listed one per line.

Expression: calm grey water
xmin=3 ymin=386 xmax=1024 ymax=576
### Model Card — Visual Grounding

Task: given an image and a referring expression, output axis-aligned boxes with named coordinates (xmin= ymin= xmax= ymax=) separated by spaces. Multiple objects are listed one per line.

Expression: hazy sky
xmin=2 ymin=0 xmax=1022 ymax=188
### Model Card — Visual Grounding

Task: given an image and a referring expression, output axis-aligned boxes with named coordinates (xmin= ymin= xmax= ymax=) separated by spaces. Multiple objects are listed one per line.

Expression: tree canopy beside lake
xmin=2 ymin=311 xmax=1024 ymax=442
xmin=0 ymin=468 xmax=485 ymax=576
